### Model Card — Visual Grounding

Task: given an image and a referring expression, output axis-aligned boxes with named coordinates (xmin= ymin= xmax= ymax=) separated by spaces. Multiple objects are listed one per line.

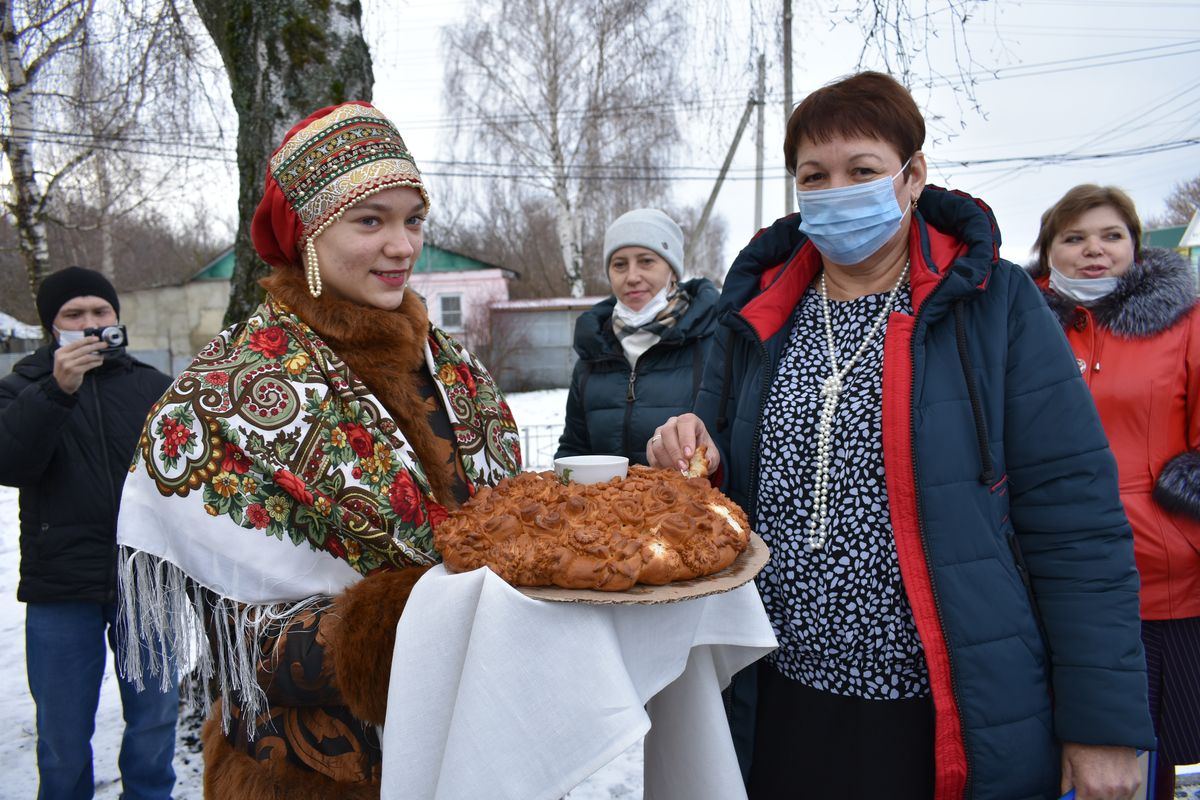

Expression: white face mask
xmin=613 ymin=284 xmax=671 ymax=328
xmin=1048 ymin=265 xmax=1120 ymax=305
xmin=54 ymin=327 xmax=85 ymax=345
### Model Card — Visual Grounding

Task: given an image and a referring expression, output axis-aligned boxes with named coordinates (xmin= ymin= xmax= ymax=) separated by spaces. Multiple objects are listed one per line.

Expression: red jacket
xmin=1036 ymin=248 xmax=1200 ymax=619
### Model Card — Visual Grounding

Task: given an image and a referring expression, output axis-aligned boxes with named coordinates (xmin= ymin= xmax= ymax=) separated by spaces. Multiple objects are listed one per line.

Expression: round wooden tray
xmin=515 ymin=532 xmax=769 ymax=605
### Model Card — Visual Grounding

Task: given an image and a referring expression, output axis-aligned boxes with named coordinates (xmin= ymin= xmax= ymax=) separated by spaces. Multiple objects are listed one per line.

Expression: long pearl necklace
xmin=806 ymin=260 xmax=910 ymax=552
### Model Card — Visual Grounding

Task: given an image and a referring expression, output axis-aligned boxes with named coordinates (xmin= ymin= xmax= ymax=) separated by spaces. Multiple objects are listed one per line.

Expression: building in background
xmin=486 ymin=297 xmax=606 ymax=391
xmin=408 ymin=243 xmax=516 ymax=352
xmin=1145 ymin=210 xmax=1200 ymax=290
xmin=117 ymin=242 xmax=519 ymax=375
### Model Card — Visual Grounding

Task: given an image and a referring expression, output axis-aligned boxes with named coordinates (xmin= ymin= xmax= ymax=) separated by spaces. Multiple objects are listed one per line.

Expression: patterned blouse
xmin=755 ymin=284 xmax=929 ymax=700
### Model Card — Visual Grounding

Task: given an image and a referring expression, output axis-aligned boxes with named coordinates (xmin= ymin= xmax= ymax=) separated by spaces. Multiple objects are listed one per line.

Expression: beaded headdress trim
xmin=269 ymin=103 xmax=430 ymax=235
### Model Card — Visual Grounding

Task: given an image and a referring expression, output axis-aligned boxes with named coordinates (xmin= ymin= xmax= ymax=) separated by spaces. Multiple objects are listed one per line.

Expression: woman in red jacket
xmin=1034 ymin=184 xmax=1200 ymax=799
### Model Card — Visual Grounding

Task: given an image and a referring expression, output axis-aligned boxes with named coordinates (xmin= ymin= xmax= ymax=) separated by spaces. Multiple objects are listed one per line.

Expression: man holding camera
xmin=0 ymin=267 xmax=177 ymax=799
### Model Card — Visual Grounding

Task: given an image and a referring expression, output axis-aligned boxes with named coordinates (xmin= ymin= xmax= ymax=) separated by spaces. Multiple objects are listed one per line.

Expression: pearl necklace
xmin=806 ymin=260 xmax=910 ymax=552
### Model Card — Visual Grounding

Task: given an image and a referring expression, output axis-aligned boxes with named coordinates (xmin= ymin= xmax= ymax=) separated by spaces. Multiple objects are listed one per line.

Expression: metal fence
xmin=519 ymin=424 xmax=563 ymax=471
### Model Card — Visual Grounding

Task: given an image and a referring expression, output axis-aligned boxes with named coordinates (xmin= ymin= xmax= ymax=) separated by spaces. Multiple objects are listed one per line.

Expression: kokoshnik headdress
xmin=250 ymin=101 xmax=431 ymax=297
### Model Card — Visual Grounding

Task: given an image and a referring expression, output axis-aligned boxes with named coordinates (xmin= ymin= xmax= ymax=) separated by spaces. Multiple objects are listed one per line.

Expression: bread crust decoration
xmin=433 ymin=460 xmax=750 ymax=591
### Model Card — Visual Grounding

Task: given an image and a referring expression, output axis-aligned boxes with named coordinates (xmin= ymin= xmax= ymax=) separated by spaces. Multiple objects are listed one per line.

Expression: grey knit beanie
xmin=603 ymin=208 xmax=684 ymax=280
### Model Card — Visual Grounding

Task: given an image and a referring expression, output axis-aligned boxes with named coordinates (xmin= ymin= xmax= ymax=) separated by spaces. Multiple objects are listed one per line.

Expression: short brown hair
xmin=783 ymin=71 xmax=925 ymax=176
xmin=1034 ymin=184 xmax=1141 ymax=273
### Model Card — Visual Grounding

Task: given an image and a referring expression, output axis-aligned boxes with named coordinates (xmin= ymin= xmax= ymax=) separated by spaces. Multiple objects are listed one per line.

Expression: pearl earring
xmin=305 ymin=239 xmax=322 ymax=299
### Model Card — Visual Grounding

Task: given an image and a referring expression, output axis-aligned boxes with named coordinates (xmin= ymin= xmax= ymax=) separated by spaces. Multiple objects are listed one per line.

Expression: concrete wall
xmin=119 ymin=281 xmax=231 ymax=375
xmin=488 ymin=304 xmax=599 ymax=391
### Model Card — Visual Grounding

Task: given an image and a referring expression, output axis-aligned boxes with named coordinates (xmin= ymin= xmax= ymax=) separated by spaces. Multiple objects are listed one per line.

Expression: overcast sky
xmin=353 ymin=1 xmax=1199 ymax=271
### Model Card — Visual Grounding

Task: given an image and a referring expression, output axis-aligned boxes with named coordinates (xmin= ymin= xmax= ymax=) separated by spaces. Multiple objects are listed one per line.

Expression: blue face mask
xmin=795 ymin=159 xmax=912 ymax=266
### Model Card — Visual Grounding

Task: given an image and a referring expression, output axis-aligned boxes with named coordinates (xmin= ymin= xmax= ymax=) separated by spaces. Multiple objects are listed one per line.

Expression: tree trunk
xmin=192 ymin=0 xmax=374 ymax=327
xmin=96 ymin=154 xmax=115 ymax=282
xmin=553 ymin=187 xmax=584 ymax=298
xmin=0 ymin=1 xmax=53 ymax=306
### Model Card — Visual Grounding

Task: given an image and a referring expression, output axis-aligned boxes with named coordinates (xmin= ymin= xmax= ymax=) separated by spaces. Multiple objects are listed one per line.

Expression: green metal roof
xmin=1144 ymin=226 xmax=1185 ymax=249
xmin=194 ymin=247 xmax=235 ymax=280
xmin=414 ymin=244 xmax=499 ymax=273
xmin=191 ymin=243 xmax=500 ymax=281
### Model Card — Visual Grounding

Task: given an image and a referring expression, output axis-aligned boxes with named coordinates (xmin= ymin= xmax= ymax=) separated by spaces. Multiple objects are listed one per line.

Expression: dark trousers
xmin=748 ymin=662 xmax=935 ymax=800
xmin=26 ymin=601 xmax=178 ymax=800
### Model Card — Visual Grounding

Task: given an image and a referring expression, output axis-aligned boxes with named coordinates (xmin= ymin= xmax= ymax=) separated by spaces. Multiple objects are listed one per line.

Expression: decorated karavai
xmin=117 ymin=101 xmax=521 ymax=796
xmin=648 ymin=72 xmax=1153 ymax=800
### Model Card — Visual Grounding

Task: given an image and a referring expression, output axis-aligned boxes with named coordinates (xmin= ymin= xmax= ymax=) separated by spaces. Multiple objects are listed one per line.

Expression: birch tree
xmin=443 ymin=0 xmax=685 ymax=298
xmin=1 ymin=0 xmax=93 ymax=300
xmin=1 ymin=0 xmax=216 ymax=305
xmin=192 ymin=0 xmax=374 ymax=325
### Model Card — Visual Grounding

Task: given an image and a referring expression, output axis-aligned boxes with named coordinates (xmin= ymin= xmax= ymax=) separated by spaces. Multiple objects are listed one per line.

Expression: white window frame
xmin=440 ymin=293 xmax=464 ymax=330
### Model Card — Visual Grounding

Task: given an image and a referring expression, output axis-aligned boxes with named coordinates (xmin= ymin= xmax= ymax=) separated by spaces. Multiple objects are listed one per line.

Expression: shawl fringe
xmin=117 ymin=546 xmax=326 ymax=737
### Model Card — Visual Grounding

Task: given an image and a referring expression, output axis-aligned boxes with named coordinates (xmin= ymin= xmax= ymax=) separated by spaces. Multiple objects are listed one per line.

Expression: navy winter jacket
xmin=703 ymin=187 xmax=1154 ymax=800
xmin=556 ymin=277 xmax=718 ymax=465
xmin=0 ymin=345 xmax=170 ymax=604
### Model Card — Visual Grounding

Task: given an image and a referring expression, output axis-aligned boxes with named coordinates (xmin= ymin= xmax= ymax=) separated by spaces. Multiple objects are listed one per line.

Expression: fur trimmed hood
xmin=1030 ymin=247 xmax=1197 ymax=337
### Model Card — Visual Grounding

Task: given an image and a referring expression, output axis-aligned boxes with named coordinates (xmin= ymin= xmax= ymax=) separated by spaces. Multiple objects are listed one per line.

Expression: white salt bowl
xmin=553 ymin=455 xmax=629 ymax=485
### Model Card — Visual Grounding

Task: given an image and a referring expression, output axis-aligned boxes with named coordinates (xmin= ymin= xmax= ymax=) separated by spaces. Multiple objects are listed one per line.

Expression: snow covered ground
xmin=2 ymin=386 xmax=1196 ymax=797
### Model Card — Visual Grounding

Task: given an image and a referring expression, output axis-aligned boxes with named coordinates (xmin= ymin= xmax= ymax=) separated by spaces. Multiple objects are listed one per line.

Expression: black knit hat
xmin=36 ymin=266 xmax=121 ymax=331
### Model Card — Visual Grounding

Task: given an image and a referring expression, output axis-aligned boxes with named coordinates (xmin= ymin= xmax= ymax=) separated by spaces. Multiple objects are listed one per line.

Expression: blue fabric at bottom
xmin=26 ymin=601 xmax=178 ymax=800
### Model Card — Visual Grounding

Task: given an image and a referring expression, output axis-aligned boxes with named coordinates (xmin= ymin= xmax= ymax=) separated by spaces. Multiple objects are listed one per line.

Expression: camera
xmin=83 ymin=324 xmax=128 ymax=354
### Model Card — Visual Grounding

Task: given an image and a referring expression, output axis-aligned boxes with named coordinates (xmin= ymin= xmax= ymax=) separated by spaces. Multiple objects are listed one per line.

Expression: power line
xmin=6 ymin=126 xmax=1199 ymax=183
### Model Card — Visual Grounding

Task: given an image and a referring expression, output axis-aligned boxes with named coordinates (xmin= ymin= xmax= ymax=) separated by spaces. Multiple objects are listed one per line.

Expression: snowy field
xmin=2 ymin=385 xmax=1197 ymax=797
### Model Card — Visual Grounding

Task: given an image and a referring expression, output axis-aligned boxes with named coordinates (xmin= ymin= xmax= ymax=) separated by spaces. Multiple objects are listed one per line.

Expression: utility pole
xmin=687 ymin=95 xmax=756 ymax=263
xmin=782 ymin=0 xmax=794 ymax=215
xmin=754 ymin=52 xmax=766 ymax=231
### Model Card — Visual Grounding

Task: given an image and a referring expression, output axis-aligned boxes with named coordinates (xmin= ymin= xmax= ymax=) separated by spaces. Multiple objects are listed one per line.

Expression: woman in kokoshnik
xmin=115 ymin=101 xmax=521 ymax=797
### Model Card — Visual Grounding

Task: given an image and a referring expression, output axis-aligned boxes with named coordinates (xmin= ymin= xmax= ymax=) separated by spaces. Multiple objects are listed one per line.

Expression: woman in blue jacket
xmin=555 ymin=208 xmax=718 ymax=465
xmin=648 ymin=72 xmax=1152 ymax=800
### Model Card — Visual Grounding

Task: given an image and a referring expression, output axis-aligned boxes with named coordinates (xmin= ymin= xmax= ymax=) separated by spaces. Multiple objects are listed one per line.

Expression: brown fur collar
xmin=260 ymin=269 xmax=458 ymax=506
xmin=202 ymin=707 xmax=380 ymax=799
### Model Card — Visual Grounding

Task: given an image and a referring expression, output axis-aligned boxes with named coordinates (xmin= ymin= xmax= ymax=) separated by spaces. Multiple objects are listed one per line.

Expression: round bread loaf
xmin=434 ymin=461 xmax=750 ymax=591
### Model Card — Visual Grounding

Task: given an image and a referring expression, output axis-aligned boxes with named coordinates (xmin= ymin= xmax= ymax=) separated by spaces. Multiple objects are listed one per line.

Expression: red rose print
xmin=159 ymin=417 xmax=194 ymax=458
xmin=273 ymin=469 xmax=314 ymax=505
xmin=248 ymin=327 xmax=289 ymax=359
xmin=427 ymin=501 xmax=449 ymax=529
xmin=351 ymin=467 xmax=362 ymax=479
xmin=340 ymin=423 xmax=374 ymax=459
xmin=160 ymin=420 xmax=180 ymax=458
xmin=222 ymin=443 xmax=252 ymax=474
xmin=246 ymin=503 xmax=270 ymax=529
xmin=388 ymin=471 xmax=426 ymax=526
xmin=205 ymin=371 xmax=230 ymax=387
xmin=454 ymin=363 xmax=477 ymax=397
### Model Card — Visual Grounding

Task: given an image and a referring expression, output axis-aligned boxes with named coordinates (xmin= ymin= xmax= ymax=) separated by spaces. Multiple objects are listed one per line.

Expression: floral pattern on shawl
xmin=132 ymin=297 xmax=521 ymax=574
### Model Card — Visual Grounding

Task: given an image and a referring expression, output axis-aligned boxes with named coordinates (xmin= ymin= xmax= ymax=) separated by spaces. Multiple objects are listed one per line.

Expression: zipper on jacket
xmin=621 ymin=367 xmax=638 ymax=458
xmin=90 ymin=372 xmax=119 ymax=604
xmin=908 ymin=285 xmax=972 ymax=797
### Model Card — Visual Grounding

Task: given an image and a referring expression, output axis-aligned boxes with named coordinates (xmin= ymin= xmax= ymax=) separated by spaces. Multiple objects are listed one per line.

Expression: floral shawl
xmin=116 ymin=296 xmax=521 ymax=727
